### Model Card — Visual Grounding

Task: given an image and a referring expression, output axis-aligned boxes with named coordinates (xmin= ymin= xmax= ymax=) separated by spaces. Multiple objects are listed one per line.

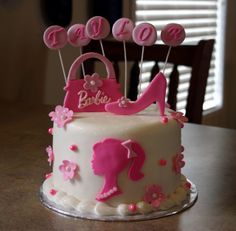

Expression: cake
xmin=41 ymin=17 xmax=195 ymax=220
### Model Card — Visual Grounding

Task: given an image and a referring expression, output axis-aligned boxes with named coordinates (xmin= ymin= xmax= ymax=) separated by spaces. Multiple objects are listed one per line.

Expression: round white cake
xmin=42 ymin=107 xmax=190 ymax=217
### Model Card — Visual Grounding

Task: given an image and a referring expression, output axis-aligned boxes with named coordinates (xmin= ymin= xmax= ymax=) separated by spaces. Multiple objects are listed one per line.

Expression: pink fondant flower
xmin=143 ymin=184 xmax=166 ymax=208
xmin=118 ymin=97 xmax=130 ymax=108
xmin=171 ymin=111 xmax=188 ymax=128
xmin=45 ymin=172 xmax=52 ymax=179
xmin=173 ymin=153 xmax=185 ymax=174
xmin=59 ymin=160 xmax=78 ymax=181
xmin=49 ymin=105 xmax=74 ymax=128
xmin=46 ymin=145 xmax=54 ymax=165
xmin=83 ymin=73 xmax=103 ymax=93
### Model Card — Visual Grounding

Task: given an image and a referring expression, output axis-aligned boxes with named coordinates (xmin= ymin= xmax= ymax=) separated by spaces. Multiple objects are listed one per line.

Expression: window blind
xmin=135 ymin=0 xmax=223 ymax=112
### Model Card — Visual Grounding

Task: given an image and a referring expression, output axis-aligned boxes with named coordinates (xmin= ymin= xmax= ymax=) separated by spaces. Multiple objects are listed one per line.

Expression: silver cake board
xmin=39 ymin=179 xmax=198 ymax=221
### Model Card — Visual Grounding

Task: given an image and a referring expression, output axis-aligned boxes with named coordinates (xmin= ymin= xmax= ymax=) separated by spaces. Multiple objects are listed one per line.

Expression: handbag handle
xmin=67 ymin=52 xmax=116 ymax=81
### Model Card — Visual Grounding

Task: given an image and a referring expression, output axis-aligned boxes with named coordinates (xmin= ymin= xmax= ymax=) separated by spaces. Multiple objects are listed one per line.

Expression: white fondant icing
xmin=117 ymin=204 xmax=130 ymax=216
xmin=95 ymin=202 xmax=117 ymax=216
xmin=136 ymin=201 xmax=153 ymax=214
xmin=42 ymin=175 xmax=189 ymax=216
xmin=42 ymin=106 xmax=188 ymax=217
xmin=76 ymin=201 xmax=95 ymax=214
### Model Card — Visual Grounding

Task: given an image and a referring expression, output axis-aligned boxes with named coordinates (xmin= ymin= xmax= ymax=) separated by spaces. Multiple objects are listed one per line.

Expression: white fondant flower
xmin=118 ymin=97 xmax=130 ymax=108
xmin=49 ymin=105 xmax=74 ymax=128
xmin=83 ymin=73 xmax=103 ymax=93
xmin=59 ymin=160 xmax=78 ymax=181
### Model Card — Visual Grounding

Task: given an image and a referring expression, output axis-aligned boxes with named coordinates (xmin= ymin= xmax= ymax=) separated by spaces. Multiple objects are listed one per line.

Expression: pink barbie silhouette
xmin=91 ymin=138 xmax=146 ymax=202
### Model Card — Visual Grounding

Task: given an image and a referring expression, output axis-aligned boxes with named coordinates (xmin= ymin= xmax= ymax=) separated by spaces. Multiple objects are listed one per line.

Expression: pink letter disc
xmin=67 ymin=24 xmax=91 ymax=47
xmin=132 ymin=23 xmax=157 ymax=46
xmin=112 ymin=18 xmax=134 ymax=41
xmin=86 ymin=16 xmax=110 ymax=40
xmin=43 ymin=25 xmax=67 ymax=50
xmin=161 ymin=23 xmax=186 ymax=47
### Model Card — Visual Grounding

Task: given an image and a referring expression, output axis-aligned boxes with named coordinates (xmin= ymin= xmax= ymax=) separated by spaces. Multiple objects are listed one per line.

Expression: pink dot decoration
xmin=132 ymin=23 xmax=157 ymax=46
xmin=43 ymin=25 xmax=67 ymax=50
xmin=128 ymin=203 xmax=137 ymax=213
xmin=159 ymin=159 xmax=167 ymax=166
xmin=185 ymin=182 xmax=191 ymax=189
xmin=161 ymin=23 xmax=186 ymax=47
xmin=162 ymin=117 xmax=168 ymax=124
xmin=67 ymin=24 xmax=91 ymax=47
xmin=50 ymin=189 xmax=58 ymax=196
xmin=86 ymin=16 xmax=110 ymax=40
xmin=69 ymin=144 xmax=78 ymax=151
xmin=112 ymin=18 xmax=134 ymax=41
xmin=48 ymin=127 xmax=53 ymax=135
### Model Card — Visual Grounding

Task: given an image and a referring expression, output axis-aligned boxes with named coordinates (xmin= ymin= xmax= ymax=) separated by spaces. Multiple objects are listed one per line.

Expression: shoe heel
xmin=155 ymin=73 xmax=167 ymax=116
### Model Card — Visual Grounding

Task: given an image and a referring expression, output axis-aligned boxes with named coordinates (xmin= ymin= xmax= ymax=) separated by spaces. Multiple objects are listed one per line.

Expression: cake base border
xmin=39 ymin=179 xmax=197 ymax=221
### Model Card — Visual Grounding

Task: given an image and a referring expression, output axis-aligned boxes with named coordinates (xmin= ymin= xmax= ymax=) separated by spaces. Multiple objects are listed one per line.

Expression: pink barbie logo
xmin=77 ymin=90 xmax=111 ymax=109
xmin=91 ymin=138 xmax=146 ymax=201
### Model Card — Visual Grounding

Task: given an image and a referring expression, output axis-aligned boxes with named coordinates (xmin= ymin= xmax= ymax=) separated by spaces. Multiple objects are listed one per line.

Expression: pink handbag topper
xmin=63 ymin=52 xmax=122 ymax=112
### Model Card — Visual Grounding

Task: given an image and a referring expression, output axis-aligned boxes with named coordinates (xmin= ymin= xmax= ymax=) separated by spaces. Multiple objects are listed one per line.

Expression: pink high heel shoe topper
xmin=105 ymin=72 xmax=167 ymax=121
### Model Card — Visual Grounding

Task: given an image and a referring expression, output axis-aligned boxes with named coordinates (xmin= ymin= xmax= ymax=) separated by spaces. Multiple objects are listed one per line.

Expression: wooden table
xmin=1 ymin=103 xmax=236 ymax=231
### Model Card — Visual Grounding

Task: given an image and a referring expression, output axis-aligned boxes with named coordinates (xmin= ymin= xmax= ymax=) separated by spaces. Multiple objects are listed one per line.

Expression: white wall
xmin=0 ymin=1 xmax=46 ymax=103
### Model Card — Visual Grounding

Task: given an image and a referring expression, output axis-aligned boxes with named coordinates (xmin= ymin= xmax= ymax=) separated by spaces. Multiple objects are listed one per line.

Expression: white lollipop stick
xmin=67 ymin=24 xmax=91 ymax=78
xmin=86 ymin=16 xmax=110 ymax=57
xmin=99 ymin=40 xmax=106 ymax=57
xmin=79 ymin=47 xmax=86 ymax=77
xmin=139 ymin=46 xmax=145 ymax=95
xmin=58 ymin=49 xmax=67 ymax=83
xmin=132 ymin=23 xmax=157 ymax=96
xmin=162 ymin=46 xmax=172 ymax=75
xmin=123 ymin=41 xmax=128 ymax=98
xmin=112 ymin=18 xmax=134 ymax=98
